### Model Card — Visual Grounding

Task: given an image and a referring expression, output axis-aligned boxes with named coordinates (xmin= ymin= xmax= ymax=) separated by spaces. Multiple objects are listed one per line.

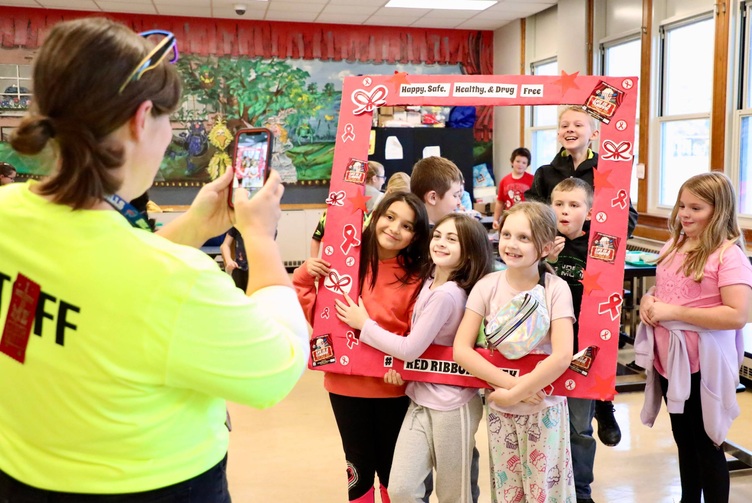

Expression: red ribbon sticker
xmin=600 ymin=140 xmax=633 ymax=161
xmin=321 ymin=307 xmax=330 ymax=319
xmin=340 ymin=224 xmax=361 ymax=255
xmin=598 ymin=293 xmax=623 ymax=321
xmin=351 ymin=85 xmax=388 ymax=115
xmin=346 ymin=331 xmax=359 ymax=349
xmin=341 ymin=123 xmax=356 ymax=142
xmin=611 ymin=189 xmax=629 ymax=209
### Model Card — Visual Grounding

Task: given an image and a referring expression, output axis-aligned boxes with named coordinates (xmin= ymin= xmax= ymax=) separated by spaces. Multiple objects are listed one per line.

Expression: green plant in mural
xmin=174 ymin=55 xmax=340 ymax=182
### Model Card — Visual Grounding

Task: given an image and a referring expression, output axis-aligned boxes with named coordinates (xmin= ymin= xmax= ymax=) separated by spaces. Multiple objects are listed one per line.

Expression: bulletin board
xmin=309 ymin=72 xmax=637 ymax=400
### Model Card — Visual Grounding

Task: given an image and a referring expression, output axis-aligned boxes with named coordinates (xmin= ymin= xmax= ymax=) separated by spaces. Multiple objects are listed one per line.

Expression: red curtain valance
xmin=0 ymin=7 xmax=492 ymax=69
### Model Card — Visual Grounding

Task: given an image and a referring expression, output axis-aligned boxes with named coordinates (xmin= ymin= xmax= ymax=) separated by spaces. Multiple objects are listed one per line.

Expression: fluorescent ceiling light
xmin=385 ymin=0 xmax=497 ymax=11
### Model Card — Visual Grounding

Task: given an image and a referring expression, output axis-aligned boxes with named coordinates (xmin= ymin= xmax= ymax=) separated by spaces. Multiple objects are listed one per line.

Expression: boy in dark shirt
xmin=547 ymin=178 xmax=598 ymax=503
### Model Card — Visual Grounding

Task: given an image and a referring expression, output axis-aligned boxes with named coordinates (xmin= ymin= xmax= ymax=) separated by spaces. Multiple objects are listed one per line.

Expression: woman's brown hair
xmin=658 ymin=172 xmax=745 ymax=281
xmin=10 ymin=17 xmax=182 ymax=209
xmin=432 ymin=213 xmax=494 ymax=294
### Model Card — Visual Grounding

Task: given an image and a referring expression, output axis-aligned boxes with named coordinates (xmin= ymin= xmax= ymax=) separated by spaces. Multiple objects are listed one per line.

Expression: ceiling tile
xmin=314 ymin=13 xmax=371 ymax=24
xmin=156 ymin=5 xmax=213 ymax=17
xmin=262 ymin=11 xmax=320 ymax=22
xmin=456 ymin=19 xmax=512 ymax=30
xmin=409 ymin=18 xmax=464 ymax=29
xmin=95 ymin=2 xmax=158 ymax=14
xmin=37 ymin=0 xmax=99 ymax=8
xmin=1 ymin=0 xmax=48 ymax=5
xmin=320 ymin=4 xmax=379 ymax=16
xmin=266 ymin=2 xmax=324 ymax=14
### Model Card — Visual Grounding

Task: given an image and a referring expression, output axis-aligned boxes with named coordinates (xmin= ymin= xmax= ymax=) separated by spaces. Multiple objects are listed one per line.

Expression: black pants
xmin=0 ymin=456 xmax=230 ymax=503
xmin=329 ymin=393 xmax=410 ymax=501
xmin=231 ymin=268 xmax=248 ymax=291
xmin=659 ymin=372 xmax=729 ymax=503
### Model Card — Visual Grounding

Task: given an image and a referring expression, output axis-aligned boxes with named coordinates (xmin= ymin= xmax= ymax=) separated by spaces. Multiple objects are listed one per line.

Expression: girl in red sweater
xmin=293 ymin=191 xmax=430 ymax=503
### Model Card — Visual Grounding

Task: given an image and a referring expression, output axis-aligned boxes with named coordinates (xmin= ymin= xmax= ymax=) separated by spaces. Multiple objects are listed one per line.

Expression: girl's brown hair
xmin=499 ymin=201 xmax=557 ymax=277
xmin=658 ymin=172 xmax=745 ymax=281
xmin=359 ymin=191 xmax=430 ymax=293
xmin=10 ymin=17 xmax=182 ymax=209
xmin=432 ymin=213 xmax=494 ymax=294
xmin=365 ymin=161 xmax=385 ymax=184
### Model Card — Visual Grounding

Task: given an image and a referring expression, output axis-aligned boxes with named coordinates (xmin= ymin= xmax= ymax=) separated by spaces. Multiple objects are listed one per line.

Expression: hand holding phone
xmin=228 ymin=127 xmax=273 ymax=208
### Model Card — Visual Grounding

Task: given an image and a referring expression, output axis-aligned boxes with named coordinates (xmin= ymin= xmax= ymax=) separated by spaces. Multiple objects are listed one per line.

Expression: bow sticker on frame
xmin=351 ymin=85 xmax=388 ymax=115
xmin=323 ymin=269 xmax=353 ymax=296
xmin=326 ymin=191 xmax=346 ymax=207
xmin=600 ymin=140 xmax=633 ymax=161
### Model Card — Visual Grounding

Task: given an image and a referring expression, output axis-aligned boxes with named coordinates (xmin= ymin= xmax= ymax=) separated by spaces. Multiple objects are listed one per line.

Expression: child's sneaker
xmin=594 ymin=400 xmax=621 ymax=446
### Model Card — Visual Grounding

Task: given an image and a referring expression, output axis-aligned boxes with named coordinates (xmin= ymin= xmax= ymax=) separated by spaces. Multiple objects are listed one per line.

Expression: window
xmin=737 ymin=1 xmax=752 ymax=215
xmin=656 ymin=16 xmax=714 ymax=207
xmin=0 ymin=64 xmax=32 ymax=112
xmin=529 ymin=59 xmax=558 ymax=170
xmin=601 ymin=36 xmax=641 ymax=202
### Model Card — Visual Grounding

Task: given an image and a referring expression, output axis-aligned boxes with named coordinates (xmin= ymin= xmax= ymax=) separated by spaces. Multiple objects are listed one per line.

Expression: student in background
xmin=547 ymin=178 xmax=598 ymax=503
xmin=636 ymin=172 xmax=752 ymax=503
xmin=410 ymin=156 xmax=463 ymax=225
xmin=365 ymin=160 xmax=386 ymax=212
xmin=294 ymin=191 xmax=430 ymax=503
xmin=525 ymin=105 xmax=633 ymax=447
xmin=492 ymin=147 xmax=532 ymax=229
xmin=385 ymin=172 xmax=410 ymax=196
xmin=335 ymin=214 xmax=493 ymax=503
xmin=0 ymin=162 xmax=17 ymax=185
xmin=220 ymin=227 xmax=248 ymax=290
xmin=454 ymin=201 xmax=576 ymax=502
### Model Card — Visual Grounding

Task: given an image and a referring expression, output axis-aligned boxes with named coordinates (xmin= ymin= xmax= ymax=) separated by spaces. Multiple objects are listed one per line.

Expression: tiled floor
xmin=226 ymin=369 xmax=752 ymax=502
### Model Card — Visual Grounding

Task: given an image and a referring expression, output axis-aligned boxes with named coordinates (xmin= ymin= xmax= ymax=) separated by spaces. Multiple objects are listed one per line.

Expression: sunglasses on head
xmin=118 ymin=30 xmax=179 ymax=95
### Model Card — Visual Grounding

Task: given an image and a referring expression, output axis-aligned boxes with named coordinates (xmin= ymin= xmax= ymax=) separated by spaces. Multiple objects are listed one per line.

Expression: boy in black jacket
xmin=547 ymin=178 xmax=598 ymax=503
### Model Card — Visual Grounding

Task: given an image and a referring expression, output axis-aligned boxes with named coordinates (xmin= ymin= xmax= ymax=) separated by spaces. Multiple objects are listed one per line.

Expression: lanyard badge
xmin=104 ymin=194 xmax=153 ymax=231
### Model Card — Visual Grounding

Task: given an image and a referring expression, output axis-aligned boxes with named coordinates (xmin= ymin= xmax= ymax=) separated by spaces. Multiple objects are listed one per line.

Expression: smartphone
xmin=228 ymin=128 xmax=273 ymax=208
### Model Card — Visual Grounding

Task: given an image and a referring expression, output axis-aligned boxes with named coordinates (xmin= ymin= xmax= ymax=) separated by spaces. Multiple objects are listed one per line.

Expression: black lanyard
xmin=103 ymin=194 xmax=152 ymax=231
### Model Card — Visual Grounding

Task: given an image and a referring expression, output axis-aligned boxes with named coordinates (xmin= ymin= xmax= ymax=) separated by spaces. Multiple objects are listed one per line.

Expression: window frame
xmin=730 ymin=0 xmax=752 ymax=220
xmin=0 ymin=63 xmax=32 ymax=116
xmin=649 ymin=12 xmax=715 ymax=214
xmin=599 ymin=32 xmax=642 ymax=203
xmin=527 ymin=57 xmax=558 ymax=171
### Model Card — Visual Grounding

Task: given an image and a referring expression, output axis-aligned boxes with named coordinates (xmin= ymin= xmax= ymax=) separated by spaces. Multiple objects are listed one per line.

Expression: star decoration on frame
xmin=590 ymin=371 xmax=616 ymax=400
xmin=347 ymin=192 xmax=371 ymax=214
xmin=387 ymin=71 xmax=411 ymax=89
xmin=593 ymin=165 xmax=616 ymax=191
xmin=580 ymin=269 xmax=604 ymax=295
xmin=552 ymin=70 xmax=580 ymax=95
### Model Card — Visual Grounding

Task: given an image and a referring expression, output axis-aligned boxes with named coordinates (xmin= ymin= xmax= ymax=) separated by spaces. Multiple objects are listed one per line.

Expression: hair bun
xmin=10 ymin=115 xmax=56 ymax=155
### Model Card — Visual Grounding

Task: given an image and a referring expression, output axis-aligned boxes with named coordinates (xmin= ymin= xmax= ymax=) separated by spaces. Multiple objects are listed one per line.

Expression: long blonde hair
xmin=658 ymin=172 xmax=745 ymax=281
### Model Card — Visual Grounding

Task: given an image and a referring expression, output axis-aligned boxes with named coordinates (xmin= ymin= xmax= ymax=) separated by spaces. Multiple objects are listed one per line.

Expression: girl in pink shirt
xmin=639 ymin=172 xmax=752 ymax=503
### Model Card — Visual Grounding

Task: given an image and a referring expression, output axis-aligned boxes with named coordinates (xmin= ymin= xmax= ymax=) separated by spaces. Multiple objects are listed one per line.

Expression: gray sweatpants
xmin=388 ymin=394 xmax=483 ymax=503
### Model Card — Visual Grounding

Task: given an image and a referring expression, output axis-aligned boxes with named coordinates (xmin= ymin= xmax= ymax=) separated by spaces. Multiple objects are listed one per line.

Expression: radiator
xmin=626 ymin=237 xmax=664 ymax=253
xmin=284 ymin=259 xmax=305 ymax=271
xmin=743 ymin=354 xmax=752 ymax=387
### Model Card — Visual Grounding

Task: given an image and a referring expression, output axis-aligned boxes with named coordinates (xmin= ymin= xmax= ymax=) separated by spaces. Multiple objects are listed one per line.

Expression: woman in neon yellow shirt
xmin=0 ymin=17 xmax=309 ymax=501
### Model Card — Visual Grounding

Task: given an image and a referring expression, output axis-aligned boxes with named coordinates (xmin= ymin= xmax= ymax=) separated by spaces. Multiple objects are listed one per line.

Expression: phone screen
xmin=229 ymin=128 xmax=273 ymax=207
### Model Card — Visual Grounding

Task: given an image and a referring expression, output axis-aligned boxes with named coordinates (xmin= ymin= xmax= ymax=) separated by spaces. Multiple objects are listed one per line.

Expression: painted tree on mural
xmin=173 ymin=55 xmax=341 ymax=182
